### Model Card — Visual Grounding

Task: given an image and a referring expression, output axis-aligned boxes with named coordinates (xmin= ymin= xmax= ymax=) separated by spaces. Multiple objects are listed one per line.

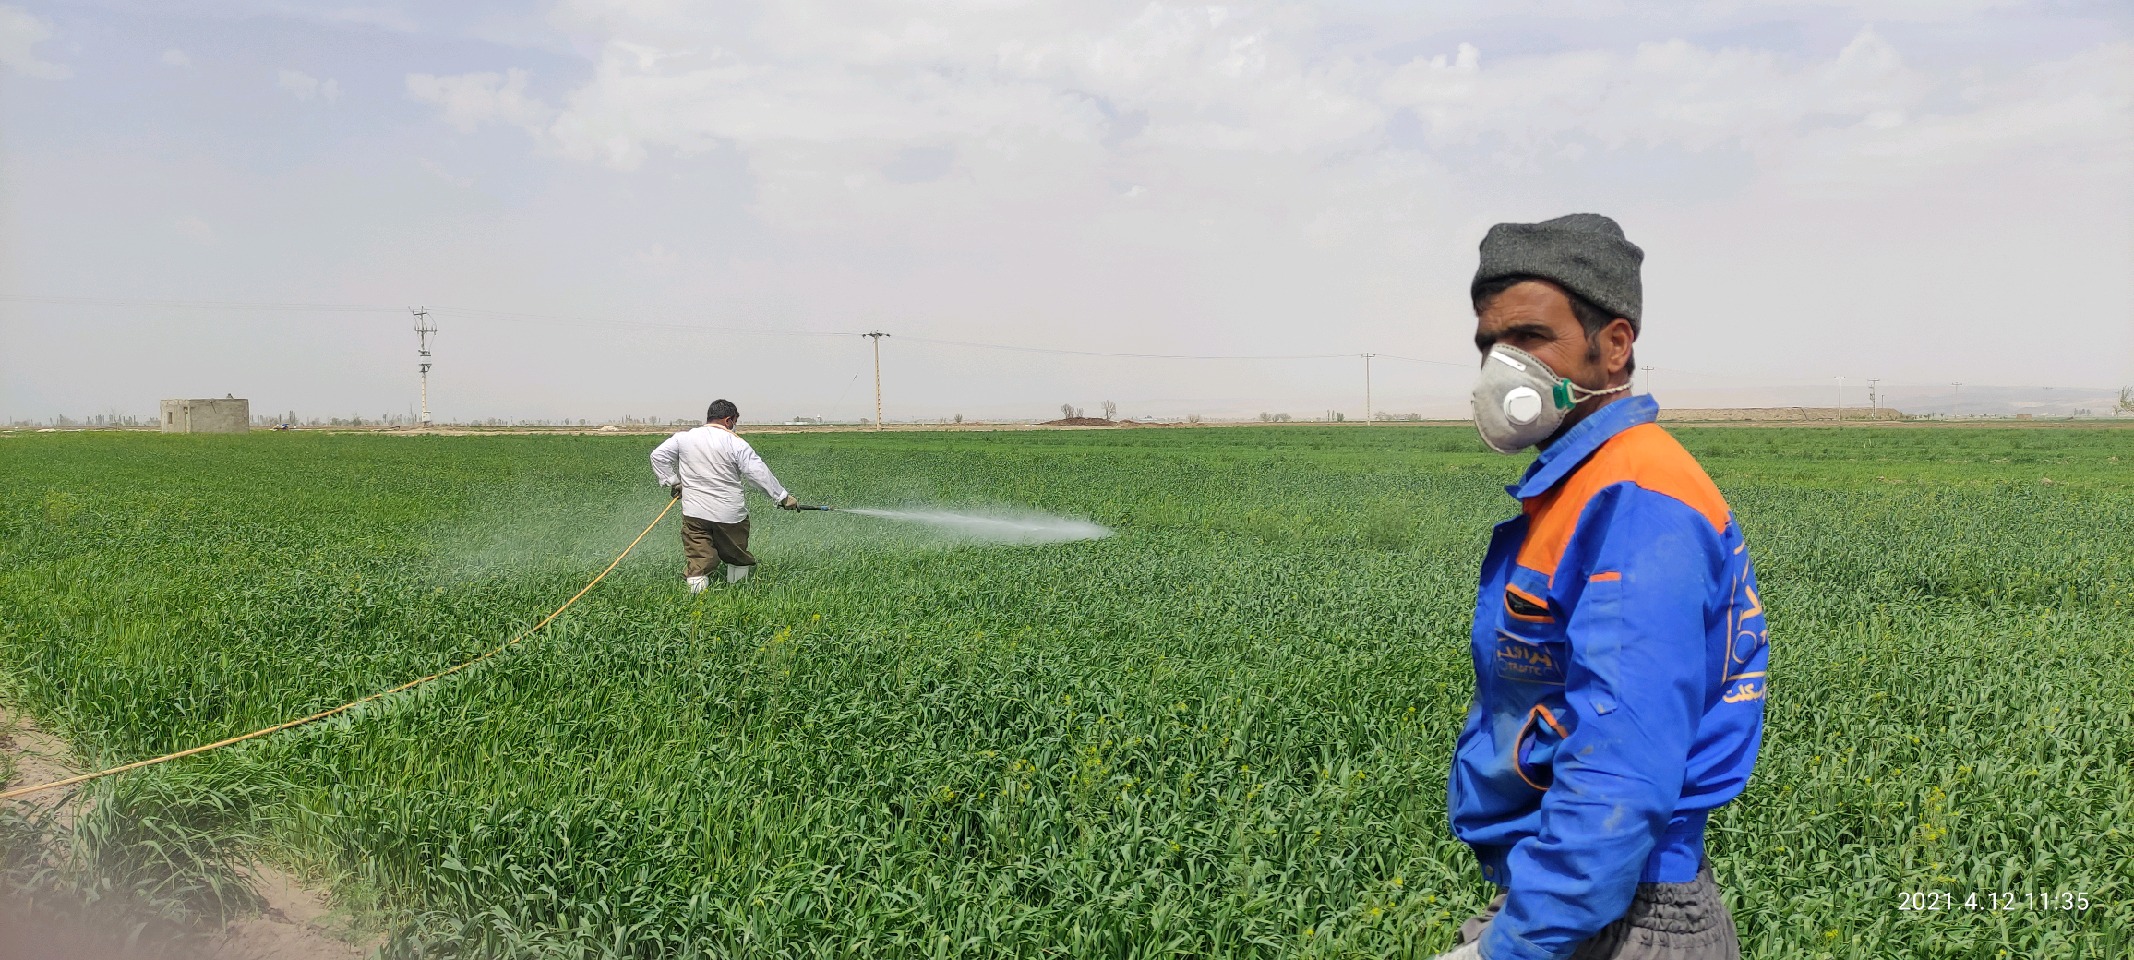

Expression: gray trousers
xmin=1457 ymin=862 xmax=1741 ymax=959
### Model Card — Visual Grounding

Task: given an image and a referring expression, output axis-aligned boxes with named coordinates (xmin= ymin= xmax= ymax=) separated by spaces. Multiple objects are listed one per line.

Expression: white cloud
xmin=410 ymin=2 xmax=2122 ymax=388
xmin=417 ymin=157 xmax=474 ymax=188
xmin=17 ymin=1 xmax=2122 ymax=421
xmin=160 ymin=48 xmax=192 ymax=68
xmin=425 ymin=2 xmax=1397 ymax=181
xmin=1776 ymin=39 xmax=2134 ymax=193
xmin=0 ymin=4 xmax=70 ymax=80
xmin=313 ymin=4 xmax=419 ymax=33
xmin=174 ymin=216 xmax=216 ymax=243
xmin=406 ymin=68 xmax=553 ymax=134
xmin=460 ymin=2 xmax=2125 ymax=222
xmin=278 ymin=69 xmax=341 ymax=102
xmin=1380 ymin=27 xmax=1929 ymax=160
xmin=632 ymin=243 xmax=680 ymax=270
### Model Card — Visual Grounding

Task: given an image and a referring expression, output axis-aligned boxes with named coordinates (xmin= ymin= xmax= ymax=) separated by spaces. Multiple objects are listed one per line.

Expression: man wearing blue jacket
xmin=1435 ymin=214 xmax=1769 ymax=960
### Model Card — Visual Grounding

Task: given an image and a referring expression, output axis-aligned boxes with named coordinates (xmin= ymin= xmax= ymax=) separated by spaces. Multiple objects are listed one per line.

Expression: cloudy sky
xmin=2 ymin=0 xmax=2128 ymax=423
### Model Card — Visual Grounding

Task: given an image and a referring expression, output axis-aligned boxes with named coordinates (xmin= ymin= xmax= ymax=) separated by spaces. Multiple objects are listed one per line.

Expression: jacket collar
xmin=1507 ymin=394 xmax=1659 ymax=500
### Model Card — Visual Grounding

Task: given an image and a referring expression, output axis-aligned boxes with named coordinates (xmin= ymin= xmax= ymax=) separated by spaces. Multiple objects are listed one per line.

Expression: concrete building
xmin=161 ymin=396 xmax=251 ymax=433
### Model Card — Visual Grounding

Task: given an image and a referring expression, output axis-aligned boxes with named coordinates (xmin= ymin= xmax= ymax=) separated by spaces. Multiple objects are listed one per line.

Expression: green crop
xmin=0 ymin=425 xmax=2128 ymax=958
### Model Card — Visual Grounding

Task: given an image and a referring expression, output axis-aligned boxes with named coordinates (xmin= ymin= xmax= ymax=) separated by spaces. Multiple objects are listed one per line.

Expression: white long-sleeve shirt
xmin=650 ymin=424 xmax=790 ymax=523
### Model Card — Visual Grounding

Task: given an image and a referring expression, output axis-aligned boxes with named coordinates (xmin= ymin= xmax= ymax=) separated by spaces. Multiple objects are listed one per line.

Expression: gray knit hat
xmin=1472 ymin=213 xmax=1644 ymax=328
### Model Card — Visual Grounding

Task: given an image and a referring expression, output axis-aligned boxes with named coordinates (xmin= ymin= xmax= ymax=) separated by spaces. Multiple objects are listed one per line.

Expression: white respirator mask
xmin=1471 ymin=344 xmax=1628 ymax=454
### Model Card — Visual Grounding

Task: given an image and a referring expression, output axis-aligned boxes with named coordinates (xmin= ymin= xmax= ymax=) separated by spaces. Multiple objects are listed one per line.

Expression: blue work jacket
xmin=1449 ymin=395 xmax=1769 ymax=960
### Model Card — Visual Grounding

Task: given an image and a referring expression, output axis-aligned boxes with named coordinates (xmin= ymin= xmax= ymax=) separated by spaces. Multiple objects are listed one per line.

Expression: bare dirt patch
xmin=204 ymin=864 xmax=371 ymax=960
xmin=0 ymin=708 xmax=377 ymax=960
xmin=1037 ymin=416 xmax=1119 ymax=427
xmin=0 ymin=711 xmax=79 ymax=832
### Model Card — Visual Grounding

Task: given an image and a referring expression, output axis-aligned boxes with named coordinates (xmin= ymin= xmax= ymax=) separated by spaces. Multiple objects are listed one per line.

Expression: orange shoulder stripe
xmin=1516 ymin=423 xmax=1731 ymax=583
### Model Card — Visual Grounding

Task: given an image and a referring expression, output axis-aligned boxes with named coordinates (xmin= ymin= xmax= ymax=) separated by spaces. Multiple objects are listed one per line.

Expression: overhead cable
xmin=0 ymin=294 xmax=398 ymax=312
xmin=899 ymin=335 xmax=1363 ymax=361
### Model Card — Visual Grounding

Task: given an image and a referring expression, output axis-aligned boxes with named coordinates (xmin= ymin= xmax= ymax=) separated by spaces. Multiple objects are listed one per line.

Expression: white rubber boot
xmin=686 ymin=575 xmax=710 ymax=594
xmin=724 ymin=564 xmax=753 ymax=584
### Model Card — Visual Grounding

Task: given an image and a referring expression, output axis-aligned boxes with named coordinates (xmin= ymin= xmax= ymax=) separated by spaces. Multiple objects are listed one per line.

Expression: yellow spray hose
xmin=1 ymin=498 xmax=677 ymax=803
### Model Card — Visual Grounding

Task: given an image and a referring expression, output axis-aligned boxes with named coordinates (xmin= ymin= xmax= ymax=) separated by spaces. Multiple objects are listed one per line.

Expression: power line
xmin=1371 ymin=353 xmax=1471 ymax=369
xmin=0 ymin=294 xmax=861 ymax=340
xmin=0 ymin=294 xmax=397 ymax=312
xmin=423 ymin=305 xmax=858 ymax=340
xmin=7 ymin=292 xmax=2061 ymax=395
xmin=0 ymin=292 xmax=1474 ymax=367
xmin=898 ymin=334 xmax=1383 ymax=362
xmin=2 ymin=292 xmax=1484 ymax=382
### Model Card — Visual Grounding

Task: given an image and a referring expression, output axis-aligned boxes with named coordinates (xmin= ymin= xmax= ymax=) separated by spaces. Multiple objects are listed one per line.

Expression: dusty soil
xmin=0 ymin=713 xmax=78 ymax=832
xmin=1036 ymin=416 xmax=1120 ymax=427
xmin=207 ymin=864 xmax=372 ymax=960
xmin=0 ymin=708 xmax=377 ymax=960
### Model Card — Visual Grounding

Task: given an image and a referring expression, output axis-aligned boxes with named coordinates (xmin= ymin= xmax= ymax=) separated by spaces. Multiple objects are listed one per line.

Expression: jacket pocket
xmin=1514 ymin=702 xmax=1570 ymax=791
xmin=1502 ymin=565 xmax=1557 ymax=625
xmin=1497 ymin=562 xmax=1564 ymax=633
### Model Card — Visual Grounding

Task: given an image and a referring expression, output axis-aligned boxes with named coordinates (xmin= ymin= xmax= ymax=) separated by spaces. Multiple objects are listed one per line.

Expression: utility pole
xmin=1362 ymin=353 xmax=1374 ymax=425
xmin=1868 ymin=378 xmax=1880 ymax=417
xmin=412 ymin=307 xmax=436 ymax=425
xmin=864 ymin=331 xmax=890 ymax=430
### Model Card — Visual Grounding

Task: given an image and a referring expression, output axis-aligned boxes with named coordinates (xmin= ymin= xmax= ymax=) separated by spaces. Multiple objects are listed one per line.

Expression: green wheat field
xmin=2 ymin=425 xmax=2128 ymax=958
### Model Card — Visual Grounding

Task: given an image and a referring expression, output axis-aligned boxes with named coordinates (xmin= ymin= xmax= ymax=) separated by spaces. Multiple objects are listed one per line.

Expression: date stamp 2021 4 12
xmin=1898 ymin=891 xmax=2094 ymax=913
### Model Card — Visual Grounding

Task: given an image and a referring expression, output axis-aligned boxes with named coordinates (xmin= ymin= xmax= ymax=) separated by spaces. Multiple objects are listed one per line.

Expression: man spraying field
xmin=650 ymin=399 xmax=802 ymax=592
xmin=1432 ymin=214 xmax=1770 ymax=960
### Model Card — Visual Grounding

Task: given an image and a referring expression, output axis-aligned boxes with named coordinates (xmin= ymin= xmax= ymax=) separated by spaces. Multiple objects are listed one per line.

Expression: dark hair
xmin=1472 ymin=275 xmax=1636 ymax=374
xmin=706 ymin=399 xmax=739 ymax=422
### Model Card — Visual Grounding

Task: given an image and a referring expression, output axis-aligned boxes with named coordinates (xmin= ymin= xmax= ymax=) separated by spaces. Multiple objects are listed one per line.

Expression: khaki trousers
xmin=682 ymin=516 xmax=754 ymax=577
